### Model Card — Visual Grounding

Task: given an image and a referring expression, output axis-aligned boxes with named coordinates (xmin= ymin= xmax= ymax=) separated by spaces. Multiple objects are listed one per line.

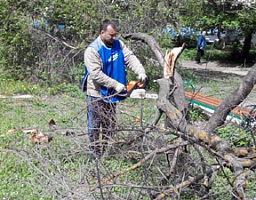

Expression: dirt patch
xmin=0 ymin=94 xmax=34 ymax=99
xmin=183 ymin=68 xmax=243 ymax=82
xmin=180 ymin=60 xmax=251 ymax=77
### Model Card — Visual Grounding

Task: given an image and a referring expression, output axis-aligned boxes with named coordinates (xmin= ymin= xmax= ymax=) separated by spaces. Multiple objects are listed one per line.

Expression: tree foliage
xmin=0 ymin=0 xmax=256 ymax=84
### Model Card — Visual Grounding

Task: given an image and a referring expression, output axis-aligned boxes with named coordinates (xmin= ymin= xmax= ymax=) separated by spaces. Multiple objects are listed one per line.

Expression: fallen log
xmin=122 ymin=32 xmax=256 ymax=199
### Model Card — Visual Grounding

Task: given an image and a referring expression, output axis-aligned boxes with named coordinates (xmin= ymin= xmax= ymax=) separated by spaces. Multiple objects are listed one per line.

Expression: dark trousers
xmin=86 ymin=95 xmax=116 ymax=156
xmin=195 ymin=49 xmax=204 ymax=63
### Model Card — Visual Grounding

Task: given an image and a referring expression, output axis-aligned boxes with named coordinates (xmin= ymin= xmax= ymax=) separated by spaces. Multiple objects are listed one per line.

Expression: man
xmin=81 ymin=19 xmax=147 ymax=157
xmin=195 ymin=30 xmax=206 ymax=64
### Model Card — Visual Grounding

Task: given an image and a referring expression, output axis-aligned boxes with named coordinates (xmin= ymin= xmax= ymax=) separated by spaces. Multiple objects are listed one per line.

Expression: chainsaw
xmin=118 ymin=80 xmax=158 ymax=99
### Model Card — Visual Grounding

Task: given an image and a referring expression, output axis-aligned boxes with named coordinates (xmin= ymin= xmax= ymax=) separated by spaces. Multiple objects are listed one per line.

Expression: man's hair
xmin=100 ymin=19 xmax=117 ymax=32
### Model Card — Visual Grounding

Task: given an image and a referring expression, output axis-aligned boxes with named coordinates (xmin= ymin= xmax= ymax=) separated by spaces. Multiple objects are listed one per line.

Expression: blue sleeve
xmin=196 ymin=35 xmax=202 ymax=49
xmin=201 ymin=37 xmax=206 ymax=49
xmin=81 ymin=66 xmax=88 ymax=92
xmin=196 ymin=35 xmax=205 ymax=50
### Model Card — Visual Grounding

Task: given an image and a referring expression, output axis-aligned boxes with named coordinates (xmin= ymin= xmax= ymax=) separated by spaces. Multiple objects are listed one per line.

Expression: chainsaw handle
xmin=127 ymin=80 xmax=146 ymax=93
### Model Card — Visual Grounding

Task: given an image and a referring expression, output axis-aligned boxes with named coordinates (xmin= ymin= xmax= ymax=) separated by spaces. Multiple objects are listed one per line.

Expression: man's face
xmin=100 ymin=25 xmax=117 ymax=47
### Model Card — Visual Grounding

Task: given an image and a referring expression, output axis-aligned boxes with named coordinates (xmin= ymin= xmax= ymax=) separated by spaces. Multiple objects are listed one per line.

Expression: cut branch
xmin=155 ymin=165 xmax=220 ymax=200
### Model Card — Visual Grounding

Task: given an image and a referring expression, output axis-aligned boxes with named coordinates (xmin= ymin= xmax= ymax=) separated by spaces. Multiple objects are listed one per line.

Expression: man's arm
xmin=120 ymin=40 xmax=146 ymax=76
xmin=197 ymin=35 xmax=203 ymax=49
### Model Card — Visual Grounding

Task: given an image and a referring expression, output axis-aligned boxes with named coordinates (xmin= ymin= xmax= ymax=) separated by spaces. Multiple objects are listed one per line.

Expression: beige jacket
xmin=84 ymin=36 xmax=146 ymax=97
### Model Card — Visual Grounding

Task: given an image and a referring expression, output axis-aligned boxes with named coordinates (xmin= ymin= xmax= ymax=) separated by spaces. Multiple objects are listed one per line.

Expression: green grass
xmin=216 ymin=125 xmax=251 ymax=147
xmin=0 ymin=76 xmax=88 ymax=199
xmin=0 ymin=78 xmax=40 ymax=96
xmin=0 ymin=61 xmax=255 ymax=199
xmin=202 ymin=79 xmax=239 ymax=98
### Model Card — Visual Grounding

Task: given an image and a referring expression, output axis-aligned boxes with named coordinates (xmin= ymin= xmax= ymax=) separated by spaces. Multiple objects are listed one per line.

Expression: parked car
xmin=162 ymin=26 xmax=177 ymax=40
xmin=205 ymin=34 xmax=219 ymax=44
xmin=207 ymin=28 xmax=218 ymax=35
xmin=163 ymin=26 xmax=200 ymax=41
xmin=179 ymin=27 xmax=191 ymax=39
xmin=220 ymin=30 xmax=241 ymax=44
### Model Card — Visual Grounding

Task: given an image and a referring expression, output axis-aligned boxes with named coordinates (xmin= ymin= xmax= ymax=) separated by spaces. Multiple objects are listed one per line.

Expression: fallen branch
xmin=90 ymin=141 xmax=189 ymax=191
xmin=155 ymin=165 xmax=220 ymax=200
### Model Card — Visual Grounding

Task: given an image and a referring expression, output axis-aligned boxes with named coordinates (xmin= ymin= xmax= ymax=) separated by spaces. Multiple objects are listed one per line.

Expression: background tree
xmin=1 ymin=0 xmax=256 ymax=85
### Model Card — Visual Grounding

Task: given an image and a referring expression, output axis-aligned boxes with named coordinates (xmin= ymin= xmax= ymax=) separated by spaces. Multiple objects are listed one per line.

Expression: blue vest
xmin=81 ymin=39 xmax=127 ymax=103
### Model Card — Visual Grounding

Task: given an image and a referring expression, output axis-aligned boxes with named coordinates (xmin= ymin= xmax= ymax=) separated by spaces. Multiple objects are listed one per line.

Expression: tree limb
xmin=206 ymin=64 xmax=256 ymax=133
xmin=122 ymin=33 xmax=165 ymax=67
xmin=122 ymin=32 xmax=256 ymax=200
xmin=90 ymin=141 xmax=189 ymax=192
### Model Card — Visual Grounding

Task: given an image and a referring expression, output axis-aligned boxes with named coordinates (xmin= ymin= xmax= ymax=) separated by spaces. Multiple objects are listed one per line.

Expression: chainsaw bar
xmin=129 ymin=89 xmax=158 ymax=99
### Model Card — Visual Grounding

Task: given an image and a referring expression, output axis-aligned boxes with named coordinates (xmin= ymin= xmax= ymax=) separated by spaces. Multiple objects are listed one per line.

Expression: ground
xmin=180 ymin=60 xmax=250 ymax=76
xmin=1 ymin=61 xmax=255 ymax=199
xmin=179 ymin=60 xmax=256 ymax=106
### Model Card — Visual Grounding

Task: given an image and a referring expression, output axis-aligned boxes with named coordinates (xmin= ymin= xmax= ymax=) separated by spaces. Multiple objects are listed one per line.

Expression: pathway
xmin=179 ymin=60 xmax=251 ymax=77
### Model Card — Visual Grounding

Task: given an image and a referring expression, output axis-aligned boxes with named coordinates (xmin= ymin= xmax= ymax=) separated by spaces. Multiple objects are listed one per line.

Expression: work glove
xmin=138 ymin=73 xmax=147 ymax=82
xmin=115 ymin=82 xmax=126 ymax=94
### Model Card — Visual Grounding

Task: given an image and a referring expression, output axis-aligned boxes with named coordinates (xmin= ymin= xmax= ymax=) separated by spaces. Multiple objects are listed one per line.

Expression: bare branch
xmin=206 ymin=63 xmax=256 ymax=133
xmin=155 ymin=165 xmax=220 ymax=200
xmin=90 ymin=141 xmax=189 ymax=191
xmin=122 ymin=33 xmax=165 ymax=67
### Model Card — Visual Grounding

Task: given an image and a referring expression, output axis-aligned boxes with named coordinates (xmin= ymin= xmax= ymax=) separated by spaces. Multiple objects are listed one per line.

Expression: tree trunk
xmin=122 ymin=32 xmax=256 ymax=200
xmin=242 ymin=32 xmax=253 ymax=65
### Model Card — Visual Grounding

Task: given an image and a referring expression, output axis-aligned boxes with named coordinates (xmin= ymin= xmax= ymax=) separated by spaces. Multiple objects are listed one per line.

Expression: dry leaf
xmin=29 ymin=132 xmax=49 ymax=144
xmin=22 ymin=128 xmax=38 ymax=134
xmin=6 ymin=128 xmax=17 ymax=134
xmin=135 ymin=116 xmax=140 ymax=122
